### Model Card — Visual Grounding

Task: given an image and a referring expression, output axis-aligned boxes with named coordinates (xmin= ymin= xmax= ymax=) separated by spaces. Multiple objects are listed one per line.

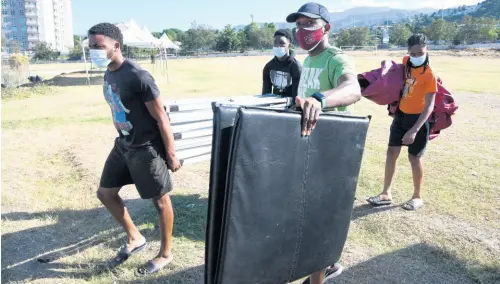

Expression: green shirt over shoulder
xmin=297 ymin=46 xmax=356 ymax=112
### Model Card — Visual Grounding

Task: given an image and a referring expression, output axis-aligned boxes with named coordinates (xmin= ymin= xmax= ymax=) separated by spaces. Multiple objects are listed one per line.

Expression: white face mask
xmin=273 ymin=47 xmax=287 ymax=58
xmin=89 ymin=49 xmax=111 ymax=68
xmin=410 ymin=54 xmax=427 ymax=67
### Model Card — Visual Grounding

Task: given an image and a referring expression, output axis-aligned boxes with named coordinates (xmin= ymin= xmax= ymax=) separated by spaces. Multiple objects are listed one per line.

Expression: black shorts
xmin=99 ymin=138 xmax=173 ymax=199
xmin=389 ymin=109 xmax=429 ymax=157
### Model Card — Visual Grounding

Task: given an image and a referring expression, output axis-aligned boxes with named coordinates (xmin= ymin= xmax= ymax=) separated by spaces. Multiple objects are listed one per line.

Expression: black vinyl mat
xmin=206 ymin=106 xmax=370 ymax=284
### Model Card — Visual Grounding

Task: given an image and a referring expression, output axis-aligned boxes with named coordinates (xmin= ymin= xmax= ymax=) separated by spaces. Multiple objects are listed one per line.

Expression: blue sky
xmin=72 ymin=0 xmax=481 ymax=35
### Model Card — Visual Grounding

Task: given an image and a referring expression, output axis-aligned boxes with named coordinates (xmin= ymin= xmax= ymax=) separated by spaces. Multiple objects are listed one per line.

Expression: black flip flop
xmin=107 ymin=241 xmax=147 ymax=268
xmin=135 ymin=255 xmax=174 ymax=277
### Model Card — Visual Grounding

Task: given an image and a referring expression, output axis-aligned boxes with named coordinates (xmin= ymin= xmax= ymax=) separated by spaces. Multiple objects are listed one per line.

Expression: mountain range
xmin=234 ymin=6 xmax=437 ymax=31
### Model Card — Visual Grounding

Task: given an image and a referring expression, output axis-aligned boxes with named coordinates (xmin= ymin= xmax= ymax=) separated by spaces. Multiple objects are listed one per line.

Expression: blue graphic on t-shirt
xmin=104 ymin=82 xmax=133 ymax=135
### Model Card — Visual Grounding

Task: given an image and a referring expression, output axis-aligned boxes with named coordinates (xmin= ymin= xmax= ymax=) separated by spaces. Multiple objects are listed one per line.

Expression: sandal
xmin=107 ymin=240 xmax=147 ymax=268
xmin=366 ymin=195 xmax=393 ymax=206
xmin=402 ymin=198 xmax=424 ymax=211
xmin=135 ymin=254 xmax=174 ymax=277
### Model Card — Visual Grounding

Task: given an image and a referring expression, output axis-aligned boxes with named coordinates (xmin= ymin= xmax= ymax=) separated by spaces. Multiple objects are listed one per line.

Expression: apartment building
xmin=1 ymin=0 xmax=73 ymax=53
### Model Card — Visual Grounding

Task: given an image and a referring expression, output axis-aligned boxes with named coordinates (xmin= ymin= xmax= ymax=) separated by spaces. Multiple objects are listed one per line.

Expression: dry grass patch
xmin=2 ymin=55 xmax=499 ymax=284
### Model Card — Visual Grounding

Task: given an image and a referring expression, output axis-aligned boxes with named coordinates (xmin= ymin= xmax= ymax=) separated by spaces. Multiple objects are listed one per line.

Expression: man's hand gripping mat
xmin=207 ymin=106 xmax=370 ymax=284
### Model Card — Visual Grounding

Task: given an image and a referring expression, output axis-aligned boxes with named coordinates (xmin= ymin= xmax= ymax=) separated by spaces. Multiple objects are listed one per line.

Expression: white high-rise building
xmin=1 ymin=0 xmax=74 ymax=53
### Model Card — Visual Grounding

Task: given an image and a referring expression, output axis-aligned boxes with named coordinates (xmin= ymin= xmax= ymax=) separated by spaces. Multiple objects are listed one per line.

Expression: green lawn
xmin=1 ymin=53 xmax=499 ymax=284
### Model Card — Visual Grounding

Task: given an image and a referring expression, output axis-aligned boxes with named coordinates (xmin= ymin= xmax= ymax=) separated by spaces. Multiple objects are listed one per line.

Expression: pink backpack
xmin=387 ymin=77 xmax=458 ymax=140
xmin=360 ymin=60 xmax=458 ymax=140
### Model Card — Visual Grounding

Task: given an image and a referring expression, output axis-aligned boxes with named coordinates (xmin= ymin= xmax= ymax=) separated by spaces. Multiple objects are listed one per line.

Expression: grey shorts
xmin=99 ymin=138 xmax=173 ymax=199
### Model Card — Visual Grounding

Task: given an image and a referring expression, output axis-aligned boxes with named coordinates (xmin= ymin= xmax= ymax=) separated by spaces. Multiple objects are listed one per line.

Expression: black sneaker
xmin=324 ymin=263 xmax=343 ymax=281
xmin=301 ymin=263 xmax=343 ymax=283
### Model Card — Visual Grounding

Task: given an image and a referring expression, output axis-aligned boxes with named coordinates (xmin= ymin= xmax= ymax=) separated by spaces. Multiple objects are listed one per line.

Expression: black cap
xmin=286 ymin=2 xmax=330 ymax=23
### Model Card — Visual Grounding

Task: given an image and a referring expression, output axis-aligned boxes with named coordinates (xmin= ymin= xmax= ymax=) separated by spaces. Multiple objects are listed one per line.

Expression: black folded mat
xmin=206 ymin=104 xmax=240 ymax=284
xmin=207 ymin=106 xmax=370 ymax=284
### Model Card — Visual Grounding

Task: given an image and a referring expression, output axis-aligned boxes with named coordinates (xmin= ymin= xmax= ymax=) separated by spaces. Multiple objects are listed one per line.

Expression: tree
xmin=390 ymin=24 xmax=412 ymax=46
xmin=349 ymin=27 xmax=370 ymax=46
xmin=334 ymin=27 xmax=370 ymax=46
xmin=258 ymin=23 xmax=275 ymax=49
xmin=159 ymin=28 xmax=185 ymax=42
xmin=69 ymin=45 xmax=83 ymax=59
xmin=174 ymin=30 xmax=186 ymax=44
xmin=368 ymin=27 xmax=383 ymax=46
xmin=183 ymin=22 xmax=217 ymax=52
xmin=476 ymin=17 xmax=499 ymax=42
xmin=33 ymin=41 xmax=58 ymax=61
xmin=151 ymin=32 xmax=162 ymax=39
xmin=244 ymin=22 xmax=260 ymax=49
xmin=426 ymin=19 xmax=447 ymax=42
xmin=425 ymin=19 xmax=459 ymax=43
xmin=264 ymin=23 xmax=276 ymax=33
xmin=73 ymin=35 xmax=81 ymax=46
xmin=9 ymin=53 xmax=28 ymax=69
xmin=335 ymin=29 xmax=351 ymax=47
xmin=457 ymin=15 xmax=476 ymax=44
xmin=215 ymin=25 xmax=240 ymax=52
xmin=237 ymin=30 xmax=249 ymax=51
xmin=243 ymin=22 xmax=274 ymax=50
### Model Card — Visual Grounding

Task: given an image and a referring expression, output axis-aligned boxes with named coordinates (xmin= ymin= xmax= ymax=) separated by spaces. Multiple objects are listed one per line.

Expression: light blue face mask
xmin=89 ymin=49 xmax=111 ymax=68
xmin=410 ymin=54 xmax=427 ymax=67
xmin=273 ymin=47 xmax=287 ymax=58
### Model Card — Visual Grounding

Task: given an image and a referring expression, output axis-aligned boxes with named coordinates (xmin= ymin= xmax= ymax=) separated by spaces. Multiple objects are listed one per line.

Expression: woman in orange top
xmin=367 ymin=34 xmax=438 ymax=210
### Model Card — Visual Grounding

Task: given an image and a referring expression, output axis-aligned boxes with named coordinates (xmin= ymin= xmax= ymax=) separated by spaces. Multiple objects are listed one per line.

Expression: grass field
xmin=2 ymin=52 xmax=500 ymax=284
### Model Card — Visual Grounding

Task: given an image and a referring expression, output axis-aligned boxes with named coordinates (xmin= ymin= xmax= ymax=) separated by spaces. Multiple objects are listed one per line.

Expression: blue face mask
xmin=273 ymin=47 xmax=287 ymax=58
xmin=89 ymin=49 xmax=112 ymax=68
xmin=410 ymin=54 xmax=427 ymax=67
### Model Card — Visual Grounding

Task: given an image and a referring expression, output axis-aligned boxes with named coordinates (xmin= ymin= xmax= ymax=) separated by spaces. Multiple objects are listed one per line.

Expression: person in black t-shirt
xmin=262 ymin=29 xmax=302 ymax=106
xmin=88 ymin=23 xmax=180 ymax=276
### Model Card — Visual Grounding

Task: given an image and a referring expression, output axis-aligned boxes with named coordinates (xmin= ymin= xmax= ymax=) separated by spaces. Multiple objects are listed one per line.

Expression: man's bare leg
xmin=150 ymin=193 xmax=174 ymax=266
xmin=97 ymin=187 xmax=145 ymax=248
xmin=310 ymin=269 xmax=325 ymax=284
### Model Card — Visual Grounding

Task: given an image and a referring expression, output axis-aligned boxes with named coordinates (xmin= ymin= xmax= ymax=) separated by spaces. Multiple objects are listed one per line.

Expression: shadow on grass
xmin=1 ymin=194 xmax=207 ymax=282
xmin=351 ymin=203 xmax=399 ymax=221
xmin=121 ymin=244 xmax=497 ymax=284
xmin=122 ymin=265 xmax=204 ymax=284
xmin=332 ymin=243 xmax=498 ymax=284
xmin=18 ymin=71 xmax=105 ymax=88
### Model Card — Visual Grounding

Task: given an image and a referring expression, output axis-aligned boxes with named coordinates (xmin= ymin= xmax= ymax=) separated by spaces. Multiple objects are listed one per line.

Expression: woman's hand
xmin=402 ymin=129 xmax=418 ymax=145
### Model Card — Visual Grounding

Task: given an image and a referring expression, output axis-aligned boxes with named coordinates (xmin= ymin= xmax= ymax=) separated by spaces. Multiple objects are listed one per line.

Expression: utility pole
xmin=251 ymin=15 xmax=254 ymax=23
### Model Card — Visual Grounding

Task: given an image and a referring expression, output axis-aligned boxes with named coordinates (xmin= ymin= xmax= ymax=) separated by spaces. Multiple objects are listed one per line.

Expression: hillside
xmin=329 ymin=7 xmax=436 ymax=30
xmin=234 ymin=7 xmax=437 ymax=32
xmin=432 ymin=0 xmax=499 ymax=21
xmin=470 ymin=0 xmax=500 ymax=18
xmin=233 ymin=2 xmax=498 ymax=33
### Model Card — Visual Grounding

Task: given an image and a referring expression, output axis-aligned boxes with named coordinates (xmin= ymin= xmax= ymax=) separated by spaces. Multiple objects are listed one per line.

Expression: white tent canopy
xmin=159 ymin=33 xmax=180 ymax=50
xmin=80 ymin=19 xmax=180 ymax=49
xmin=81 ymin=18 xmax=161 ymax=48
